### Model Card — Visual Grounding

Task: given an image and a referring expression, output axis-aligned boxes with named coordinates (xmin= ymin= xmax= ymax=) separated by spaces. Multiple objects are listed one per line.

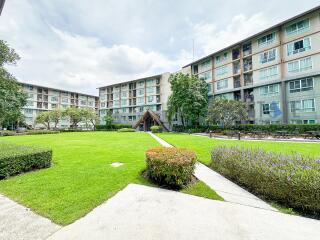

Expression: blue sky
xmin=1 ymin=0 xmax=319 ymax=95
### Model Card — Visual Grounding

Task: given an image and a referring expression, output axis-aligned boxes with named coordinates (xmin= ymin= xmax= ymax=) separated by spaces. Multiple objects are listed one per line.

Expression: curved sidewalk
xmin=149 ymin=132 xmax=276 ymax=211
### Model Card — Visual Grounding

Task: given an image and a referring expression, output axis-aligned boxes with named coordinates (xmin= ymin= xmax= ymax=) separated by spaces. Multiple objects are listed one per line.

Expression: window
xmin=289 ymin=78 xmax=313 ymax=93
xmin=199 ymin=59 xmax=211 ymax=72
xmin=137 ymin=97 xmax=144 ymax=104
xmin=285 ymin=18 xmax=310 ymax=36
xmin=260 ymin=84 xmax=279 ymax=96
xmin=260 ymin=49 xmax=276 ymax=63
xmin=28 ymin=85 xmax=33 ymax=91
xmin=113 ymin=100 xmax=119 ymax=108
xmin=147 ymin=96 xmax=154 ymax=103
xmin=199 ymin=71 xmax=212 ymax=81
xmin=259 ymin=66 xmax=278 ymax=80
xmin=100 ymin=102 xmax=106 ymax=108
xmin=258 ymin=32 xmax=275 ymax=47
xmin=24 ymin=109 xmax=33 ymax=114
xmin=215 ymin=52 xmax=228 ymax=64
xmin=215 ymin=66 xmax=228 ymax=77
xmin=262 ymin=102 xmax=280 ymax=115
xmin=51 ymin=96 xmax=58 ymax=102
xmin=208 ymin=83 xmax=212 ymax=93
xmin=287 ymin=57 xmax=312 ymax=73
xmin=137 ymin=81 xmax=144 ymax=88
xmin=146 ymin=79 xmax=156 ymax=86
xmin=27 ymin=93 xmax=34 ymax=99
xmin=290 ymin=119 xmax=316 ymax=124
xmin=121 ymin=99 xmax=128 ymax=106
xmin=146 ymin=87 xmax=155 ymax=94
xmin=287 ymin=37 xmax=311 ymax=55
xmin=62 ymin=97 xmax=68 ymax=103
xmin=216 ymin=79 xmax=228 ymax=90
xmin=80 ymin=100 xmax=86 ymax=105
xmin=26 ymin=101 xmax=33 ymax=107
xmin=51 ymin=104 xmax=57 ymax=109
xmin=137 ymin=89 xmax=144 ymax=96
xmin=113 ymin=92 xmax=119 ymax=99
xmin=121 ymin=91 xmax=128 ymax=98
xmin=290 ymin=99 xmax=315 ymax=112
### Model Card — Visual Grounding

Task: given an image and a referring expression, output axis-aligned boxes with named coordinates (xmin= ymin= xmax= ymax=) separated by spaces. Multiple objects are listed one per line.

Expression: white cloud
xmin=192 ymin=13 xmax=271 ymax=56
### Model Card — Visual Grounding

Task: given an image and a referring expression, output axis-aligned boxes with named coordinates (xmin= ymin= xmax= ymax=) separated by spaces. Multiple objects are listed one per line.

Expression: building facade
xmin=21 ymin=83 xmax=99 ymax=129
xmin=98 ymin=73 xmax=171 ymax=129
xmin=182 ymin=6 xmax=320 ymax=124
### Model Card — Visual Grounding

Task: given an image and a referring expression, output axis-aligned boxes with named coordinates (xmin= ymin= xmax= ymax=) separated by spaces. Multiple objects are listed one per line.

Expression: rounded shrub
xmin=146 ymin=147 xmax=197 ymax=189
xmin=117 ymin=128 xmax=135 ymax=132
xmin=211 ymin=146 xmax=320 ymax=215
xmin=150 ymin=125 xmax=162 ymax=133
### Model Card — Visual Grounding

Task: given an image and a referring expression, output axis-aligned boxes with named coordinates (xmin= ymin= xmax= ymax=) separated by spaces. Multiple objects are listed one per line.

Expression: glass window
xmin=290 ymin=99 xmax=315 ymax=112
xmin=147 ymin=96 xmax=154 ymax=103
xmin=257 ymin=32 xmax=275 ymax=47
xmin=287 ymin=37 xmax=311 ymax=55
xmin=260 ymin=84 xmax=279 ymax=96
xmin=287 ymin=57 xmax=312 ymax=73
xmin=289 ymin=78 xmax=313 ymax=93
xmin=146 ymin=87 xmax=155 ymax=94
xmin=285 ymin=19 xmax=310 ymax=36
xmin=259 ymin=66 xmax=278 ymax=80
xmin=262 ymin=102 xmax=280 ymax=114
xmin=198 ymin=59 xmax=212 ymax=72
xmin=260 ymin=49 xmax=276 ymax=63
xmin=198 ymin=71 xmax=212 ymax=82
xmin=215 ymin=66 xmax=228 ymax=77
xmin=216 ymin=79 xmax=228 ymax=90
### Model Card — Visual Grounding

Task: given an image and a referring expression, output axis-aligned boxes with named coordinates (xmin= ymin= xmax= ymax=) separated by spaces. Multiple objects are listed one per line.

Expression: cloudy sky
xmin=1 ymin=1 xmax=319 ymax=95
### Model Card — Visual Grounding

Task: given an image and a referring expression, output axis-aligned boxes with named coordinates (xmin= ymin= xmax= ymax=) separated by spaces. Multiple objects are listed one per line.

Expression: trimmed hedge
xmin=150 ymin=125 xmax=162 ymax=133
xmin=0 ymin=143 xmax=52 ymax=179
xmin=172 ymin=124 xmax=320 ymax=134
xmin=211 ymin=146 xmax=320 ymax=214
xmin=117 ymin=128 xmax=135 ymax=132
xmin=146 ymin=147 xmax=197 ymax=189
xmin=96 ymin=124 xmax=132 ymax=131
xmin=0 ymin=130 xmax=60 ymax=137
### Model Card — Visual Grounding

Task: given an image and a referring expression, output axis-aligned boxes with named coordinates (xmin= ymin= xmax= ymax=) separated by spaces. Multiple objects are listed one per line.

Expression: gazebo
xmin=133 ymin=109 xmax=169 ymax=132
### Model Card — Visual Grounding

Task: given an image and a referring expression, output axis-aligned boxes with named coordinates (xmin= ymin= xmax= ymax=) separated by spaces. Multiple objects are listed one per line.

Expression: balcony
xmin=243 ymin=58 xmax=252 ymax=72
xmin=233 ymin=77 xmax=241 ymax=88
xmin=233 ymin=61 xmax=241 ymax=75
xmin=244 ymin=73 xmax=253 ymax=86
xmin=243 ymin=43 xmax=252 ymax=57
xmin=232 ymin=48 xmax=240 ymax=60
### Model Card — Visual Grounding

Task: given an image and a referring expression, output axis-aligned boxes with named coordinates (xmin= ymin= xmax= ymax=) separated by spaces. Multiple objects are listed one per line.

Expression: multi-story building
xmin=98 ymin=73 xmax=171 ymax=130
xmin=20 ymin=82 xmax=99 ymax=129
xmin=182 ymin=6 xmax=320 ymax=124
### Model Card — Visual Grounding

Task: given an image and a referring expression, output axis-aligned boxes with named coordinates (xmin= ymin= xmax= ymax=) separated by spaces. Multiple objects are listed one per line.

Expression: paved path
xmin=48 ymin=184 xmax=320 ymax=240
xmin=0 ymin=194 xmax=61 ymax=240
xmin=149 ymin=132 xmax=276 ymax=211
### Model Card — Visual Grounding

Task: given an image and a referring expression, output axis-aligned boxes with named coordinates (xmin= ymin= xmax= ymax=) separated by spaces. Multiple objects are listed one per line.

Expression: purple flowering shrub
xmin=211 ymin=146 xmax=320 ymax=214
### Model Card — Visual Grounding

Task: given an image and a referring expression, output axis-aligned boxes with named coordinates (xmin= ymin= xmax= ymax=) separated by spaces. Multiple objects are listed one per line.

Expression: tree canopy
xmin=206 ymin=98 xmax=248 ymax=128
xmin=0 ymin=40 xmax=26 ymax=128
xmin=167 ymin=73 xmax=208 ymax=127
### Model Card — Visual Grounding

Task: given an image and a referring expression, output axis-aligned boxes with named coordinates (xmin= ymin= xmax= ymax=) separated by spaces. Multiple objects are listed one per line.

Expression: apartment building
xmin=98 ymin=73 xmax=171 ymax=130
xmin=182 ymin=6 xmax=320 ymax=124
xmin=21 ymin=83 xmax=99 ymax=129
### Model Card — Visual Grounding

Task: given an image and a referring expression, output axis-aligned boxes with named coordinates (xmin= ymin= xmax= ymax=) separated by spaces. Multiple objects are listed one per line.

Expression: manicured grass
xmin=157 ymin=133 xmax=320 ymax=165
xmin=182 ymin=181 xmax=224 ymax=201
xmin=0 ymin=132 xmax=224 ymax=225
xmin=0 ymin=132 xmax=159 ymax=225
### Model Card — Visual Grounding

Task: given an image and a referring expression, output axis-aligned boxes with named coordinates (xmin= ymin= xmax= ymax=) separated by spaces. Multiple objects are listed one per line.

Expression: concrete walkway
xmin=0 ymin=194 xmax=61 ymax=240
xmin=48 ymin=184 xmax=320 ymax=240
xmin=149 ymin=132 xmax=276 ymax=211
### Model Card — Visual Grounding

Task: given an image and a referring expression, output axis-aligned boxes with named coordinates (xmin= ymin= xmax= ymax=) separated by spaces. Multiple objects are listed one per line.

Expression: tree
xmin=206 ymin=98 xmax=248 ymax=128
xmin=167 ymin=73 xmax=208 ymax=127
xmin=63 ymin=107 xmax=83 ymax=129
xmin=103 ymin=110 xmax=113 ymax=128
xmin=81 ymin=108 xmax=99 ymax=130
xmin=50 ymin=109 xmax=62 ymax=129
xmin=0 ymin=41 xmax=27 ymax=129
xmin=35 ymin=111 xmax=51 ymax=129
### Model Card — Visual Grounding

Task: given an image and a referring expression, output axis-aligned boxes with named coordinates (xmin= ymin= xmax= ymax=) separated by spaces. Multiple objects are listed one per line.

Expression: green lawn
xmin=0 ymin=132 xmax=222 ymax=225
xmin=157 ymin=133 xmax=320 ymax=165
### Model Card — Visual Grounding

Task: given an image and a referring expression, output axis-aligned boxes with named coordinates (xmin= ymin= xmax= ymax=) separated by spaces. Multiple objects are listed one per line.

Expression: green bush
xmin=146 ymin=147 xmax=197 ymax=189
xmin=0 ymin=131 xmax=16 ymax=136
xmin=96 ymin=124 xmax=132 ymax=131
xmin=0 ymin=143 xmax=52 ymax=179
xmin=150 ymin=125 xmax=162 ymax=133
xmin=117 ymin=128 xmax=135 ymax=132
xmin=26 ymin=130 xmax=60 ymax=135
xmin=211 ymin=146 xmax=320 ymax=214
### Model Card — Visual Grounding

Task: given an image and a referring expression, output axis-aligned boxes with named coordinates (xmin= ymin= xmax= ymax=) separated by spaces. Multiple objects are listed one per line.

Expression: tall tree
xmin=0 ymin=40 xmax=27 ymax=129
xmin=206 ymin=98 xmax=248 ymax=128
xmin=103 ymin=110 xmax=113 ymax=128
xmin=35 ymin=111 xmax=51 ymax=129
xmin=167 ymin=73 xmax=208 ymax=127
xmin=81 ymin=108 xmax=99 ymax=130
xmin=63 ymin=107 xmax=83 ymax=129
xmin=50 ymin=109 xmax=62 ymax=129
